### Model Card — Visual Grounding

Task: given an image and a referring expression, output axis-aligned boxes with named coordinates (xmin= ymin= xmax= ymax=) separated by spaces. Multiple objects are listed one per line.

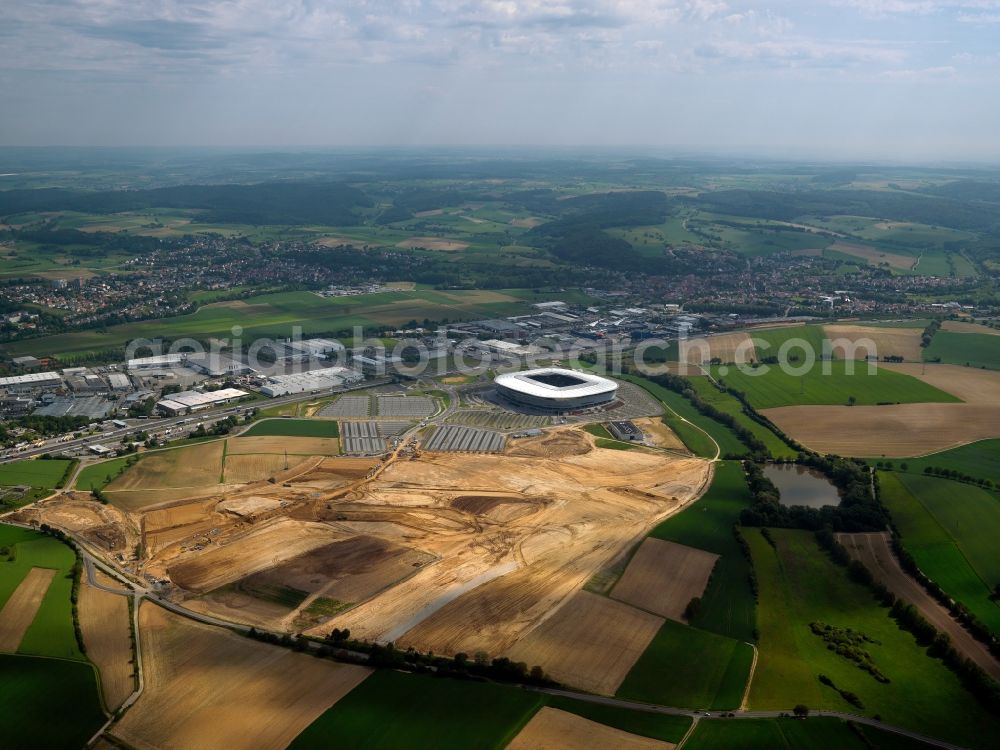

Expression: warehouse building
xmin=259 ymin=366 xmax=363 ymax=397
xmin=155 ymin=388 xmax=248 ymax=416
xmin=0 ymin=371 xmax=63 ymax=393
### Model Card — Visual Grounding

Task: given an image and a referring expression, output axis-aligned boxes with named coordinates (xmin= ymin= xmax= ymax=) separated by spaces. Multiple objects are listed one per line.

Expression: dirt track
xmin=837 ymin=532 xmax=1000 ymax=681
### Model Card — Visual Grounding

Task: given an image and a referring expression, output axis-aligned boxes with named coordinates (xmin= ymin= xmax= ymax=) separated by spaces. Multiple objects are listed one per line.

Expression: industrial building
xmin=494 ymin=367 xmax=618 ymax=411
xmin=155 ymin=388 xmax=248 ymax=415
xmin=127 ymin=354 xmax=186 ymax=370
xmin=258 ymin=366 xmax=362 ymax=397
xmin=607 ymin=420 xmax=643 ymax=441
xmin=0 ymin=371 xmax=63 ymax=393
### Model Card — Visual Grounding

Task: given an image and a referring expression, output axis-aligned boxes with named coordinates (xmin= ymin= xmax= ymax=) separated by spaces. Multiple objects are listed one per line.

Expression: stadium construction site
xmin=17 ymin=370 xmax=711 ymax=677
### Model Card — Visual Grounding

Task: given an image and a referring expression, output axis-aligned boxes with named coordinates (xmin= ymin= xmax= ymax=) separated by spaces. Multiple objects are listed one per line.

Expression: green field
xmin=241 ymin=418 xmax=340 ymax=438
xmin=687 ymin=377 xmax=797 ymax=458
xmin=649 ymin=462 xmax=757 ymax=641
xmin=617 ymin=619 xmax=753 ymax=709
xmin=290 ymin=670 xmax=691 ymax=749
xmin=881 ymin=439 xmax=1000 ymax=486
xmin=748 ymin=528 xmax=1000 ymax=749
xmin=0 ymin=655 xmax=105 ymax=750
xmin=5 ymin=288 xmax=539 ymax=359
xmin=713 ymin=359 xmax=959 ymax=409
xmin=74 ymin=455 xmax=133 ymax=490
xmin=0 ymin=459 xmax=72 ymax=488
xmin=749 ymin=325 xmax=828 ymax=361
xmin=924 ymin=331 xmax=1000 ymax=370
xmin=0 ymin=526 xmax=85 ymax=661
xmin=622 ymin=374 xmax=747 ymax=458
xmin=879 ymin=472 xmax=1000 ymax=632
xmin=685 ymin=717 xmax=939 ymax=750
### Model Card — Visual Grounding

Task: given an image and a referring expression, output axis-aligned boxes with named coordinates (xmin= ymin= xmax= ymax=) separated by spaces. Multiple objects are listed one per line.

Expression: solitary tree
xmin=793 ymin=704 xmax=810 ymax=718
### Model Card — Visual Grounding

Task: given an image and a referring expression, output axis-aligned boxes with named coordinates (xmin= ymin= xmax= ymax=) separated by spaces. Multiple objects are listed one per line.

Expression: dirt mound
xmin=506 ymin=430 xmax=591 ymax=458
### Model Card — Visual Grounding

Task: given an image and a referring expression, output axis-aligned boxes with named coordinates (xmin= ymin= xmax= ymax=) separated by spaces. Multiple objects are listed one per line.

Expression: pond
xmin=763 ymin=463 xmax=841 ymax=509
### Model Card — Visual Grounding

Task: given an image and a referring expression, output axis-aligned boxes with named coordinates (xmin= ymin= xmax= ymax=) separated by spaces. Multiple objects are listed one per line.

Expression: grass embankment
xmin=622 ymin=374 xmax=745 ymax=458
xmin=649 ymin=461 xmax=757 ymax=641
xmin=879 ymin=472 xmax=1000 ymax=633
xmin=748 ymin=528 xmax=1000 ymax=749
xmin=241 ymin=418 xmax=340 ymax=438
xmin=687 ymin=377 xmax=797 ymax=459
xmin=289 ymin=670 xmax=691 ymax=749
xmin=74 ymin=455 xmax=134 ymax=491
xmin=924 ymin=331 xmax=1000 ymax=370
xmin=714 ymin=359 xmax=960 ymax=409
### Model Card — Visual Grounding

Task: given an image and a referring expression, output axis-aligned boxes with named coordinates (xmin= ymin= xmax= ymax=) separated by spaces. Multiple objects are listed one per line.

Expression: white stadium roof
xmin=494 ymin=367 xmax=616 ymax=402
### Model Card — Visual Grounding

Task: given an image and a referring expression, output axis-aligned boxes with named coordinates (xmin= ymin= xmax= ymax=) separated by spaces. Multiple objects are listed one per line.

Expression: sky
xmin=1 ymin=0 xmax=999 ymax=160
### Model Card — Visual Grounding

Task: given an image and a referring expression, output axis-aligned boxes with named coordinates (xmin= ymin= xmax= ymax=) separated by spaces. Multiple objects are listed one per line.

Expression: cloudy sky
xmin=1 ymin=0 xmax=998 ymax=159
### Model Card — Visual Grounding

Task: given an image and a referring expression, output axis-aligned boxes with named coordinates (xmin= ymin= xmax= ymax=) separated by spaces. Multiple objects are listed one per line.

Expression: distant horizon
xmin=0 ymin=144 xmax=998 ymax=170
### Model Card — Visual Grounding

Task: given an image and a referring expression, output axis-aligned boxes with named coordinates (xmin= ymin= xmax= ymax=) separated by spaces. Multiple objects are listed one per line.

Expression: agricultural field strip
xmin=0 ymin=568 xmax=57 ymax=652
xmin=78 ymin=571 xmax=135 ymax=711
xmin=423 ymin=424 xmax=506 ymax=453
xmin=836 ymin=532 xmax=1000 ymax=681
xmin=507 ymin=707 xmax=676 ymax=750
xmin=610 ymin=538 xmax=719 ymax=622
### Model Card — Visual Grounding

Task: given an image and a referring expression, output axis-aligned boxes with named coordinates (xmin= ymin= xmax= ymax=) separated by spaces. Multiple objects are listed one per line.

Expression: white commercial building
xmin=155 ymin=387 xmax=248 ymax=416
xmin=127 ymin=354 xmax=186 ymax=370
xmin=0 ymin=371 xmax=63 ymax=392
xmin=259 ymin=366 xmax=363 ymax=397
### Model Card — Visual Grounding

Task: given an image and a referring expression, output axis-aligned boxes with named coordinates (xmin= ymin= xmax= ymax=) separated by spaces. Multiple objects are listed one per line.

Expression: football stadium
xmin=494 ymin=367 xmax=618 ymax=411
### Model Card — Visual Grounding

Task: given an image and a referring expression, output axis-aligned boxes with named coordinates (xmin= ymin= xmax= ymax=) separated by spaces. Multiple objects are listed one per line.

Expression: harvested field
xmin=110 ymin=603 xmax=370 ymax=750
xmin=315 ymin=236 xmax=360 ymax=247
xmin=396 ymin=237 xmax=468 ymax=252
xmin=0 ymin=568 xmax=56 ymax=651
xmin=679 ymin=332 xmax=755 ymax=365
xmin=764 ymin=403 xmax=1000 ymax=457
xmin=506 ymin=591 xmax=663 ymax=695
xmin=823 ymin=324 xmax=924 ymax=362
xmin=108 ymin=442 xmax=224 ymax=493
xmin=166 ymin=519 xmax=346 ymax=593
xmin=226 ymin=436 xmax=340 ymax=456
xmin=941 ymin=320 xmax=1000 ymax=336
xmin=611 ymin=538 xmax=719 ymax=622
xmin=223 ymin=453 xmax=308 ymax=483
xmin=510 ymin=217 xmax=544 ymax=228
xmin=829 ymin=241 xmax=916 ymax=270
xmin=633 ymin=417 xmax=687 ymax=451
xmin=836 ymin=532 xmax=1000 ymax=681
xmin=78 ymin=575 xmax=133 ymax=710
xmin=507 ymin=707 xmax=676 ymax=750
xmin=105 ymin=484 xmax=231 ymax=513
xmin=881 ymin=362 xmax=1000 ymax=403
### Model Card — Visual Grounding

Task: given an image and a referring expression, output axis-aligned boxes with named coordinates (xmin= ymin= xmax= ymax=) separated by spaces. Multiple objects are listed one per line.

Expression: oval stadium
xmin=494 ymin=367 xmax=618 ymax=411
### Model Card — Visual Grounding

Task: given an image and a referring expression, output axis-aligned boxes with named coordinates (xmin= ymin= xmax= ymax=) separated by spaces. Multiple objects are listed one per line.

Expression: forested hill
xmin=0 ymin=181 xmax=372 ymax=225
xmin=686 ymin=188 xmax=1000 ymax=233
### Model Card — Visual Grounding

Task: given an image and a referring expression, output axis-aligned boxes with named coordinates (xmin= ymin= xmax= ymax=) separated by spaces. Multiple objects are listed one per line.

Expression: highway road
xmin=0 ymin=378 xmax=390 ymax=465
